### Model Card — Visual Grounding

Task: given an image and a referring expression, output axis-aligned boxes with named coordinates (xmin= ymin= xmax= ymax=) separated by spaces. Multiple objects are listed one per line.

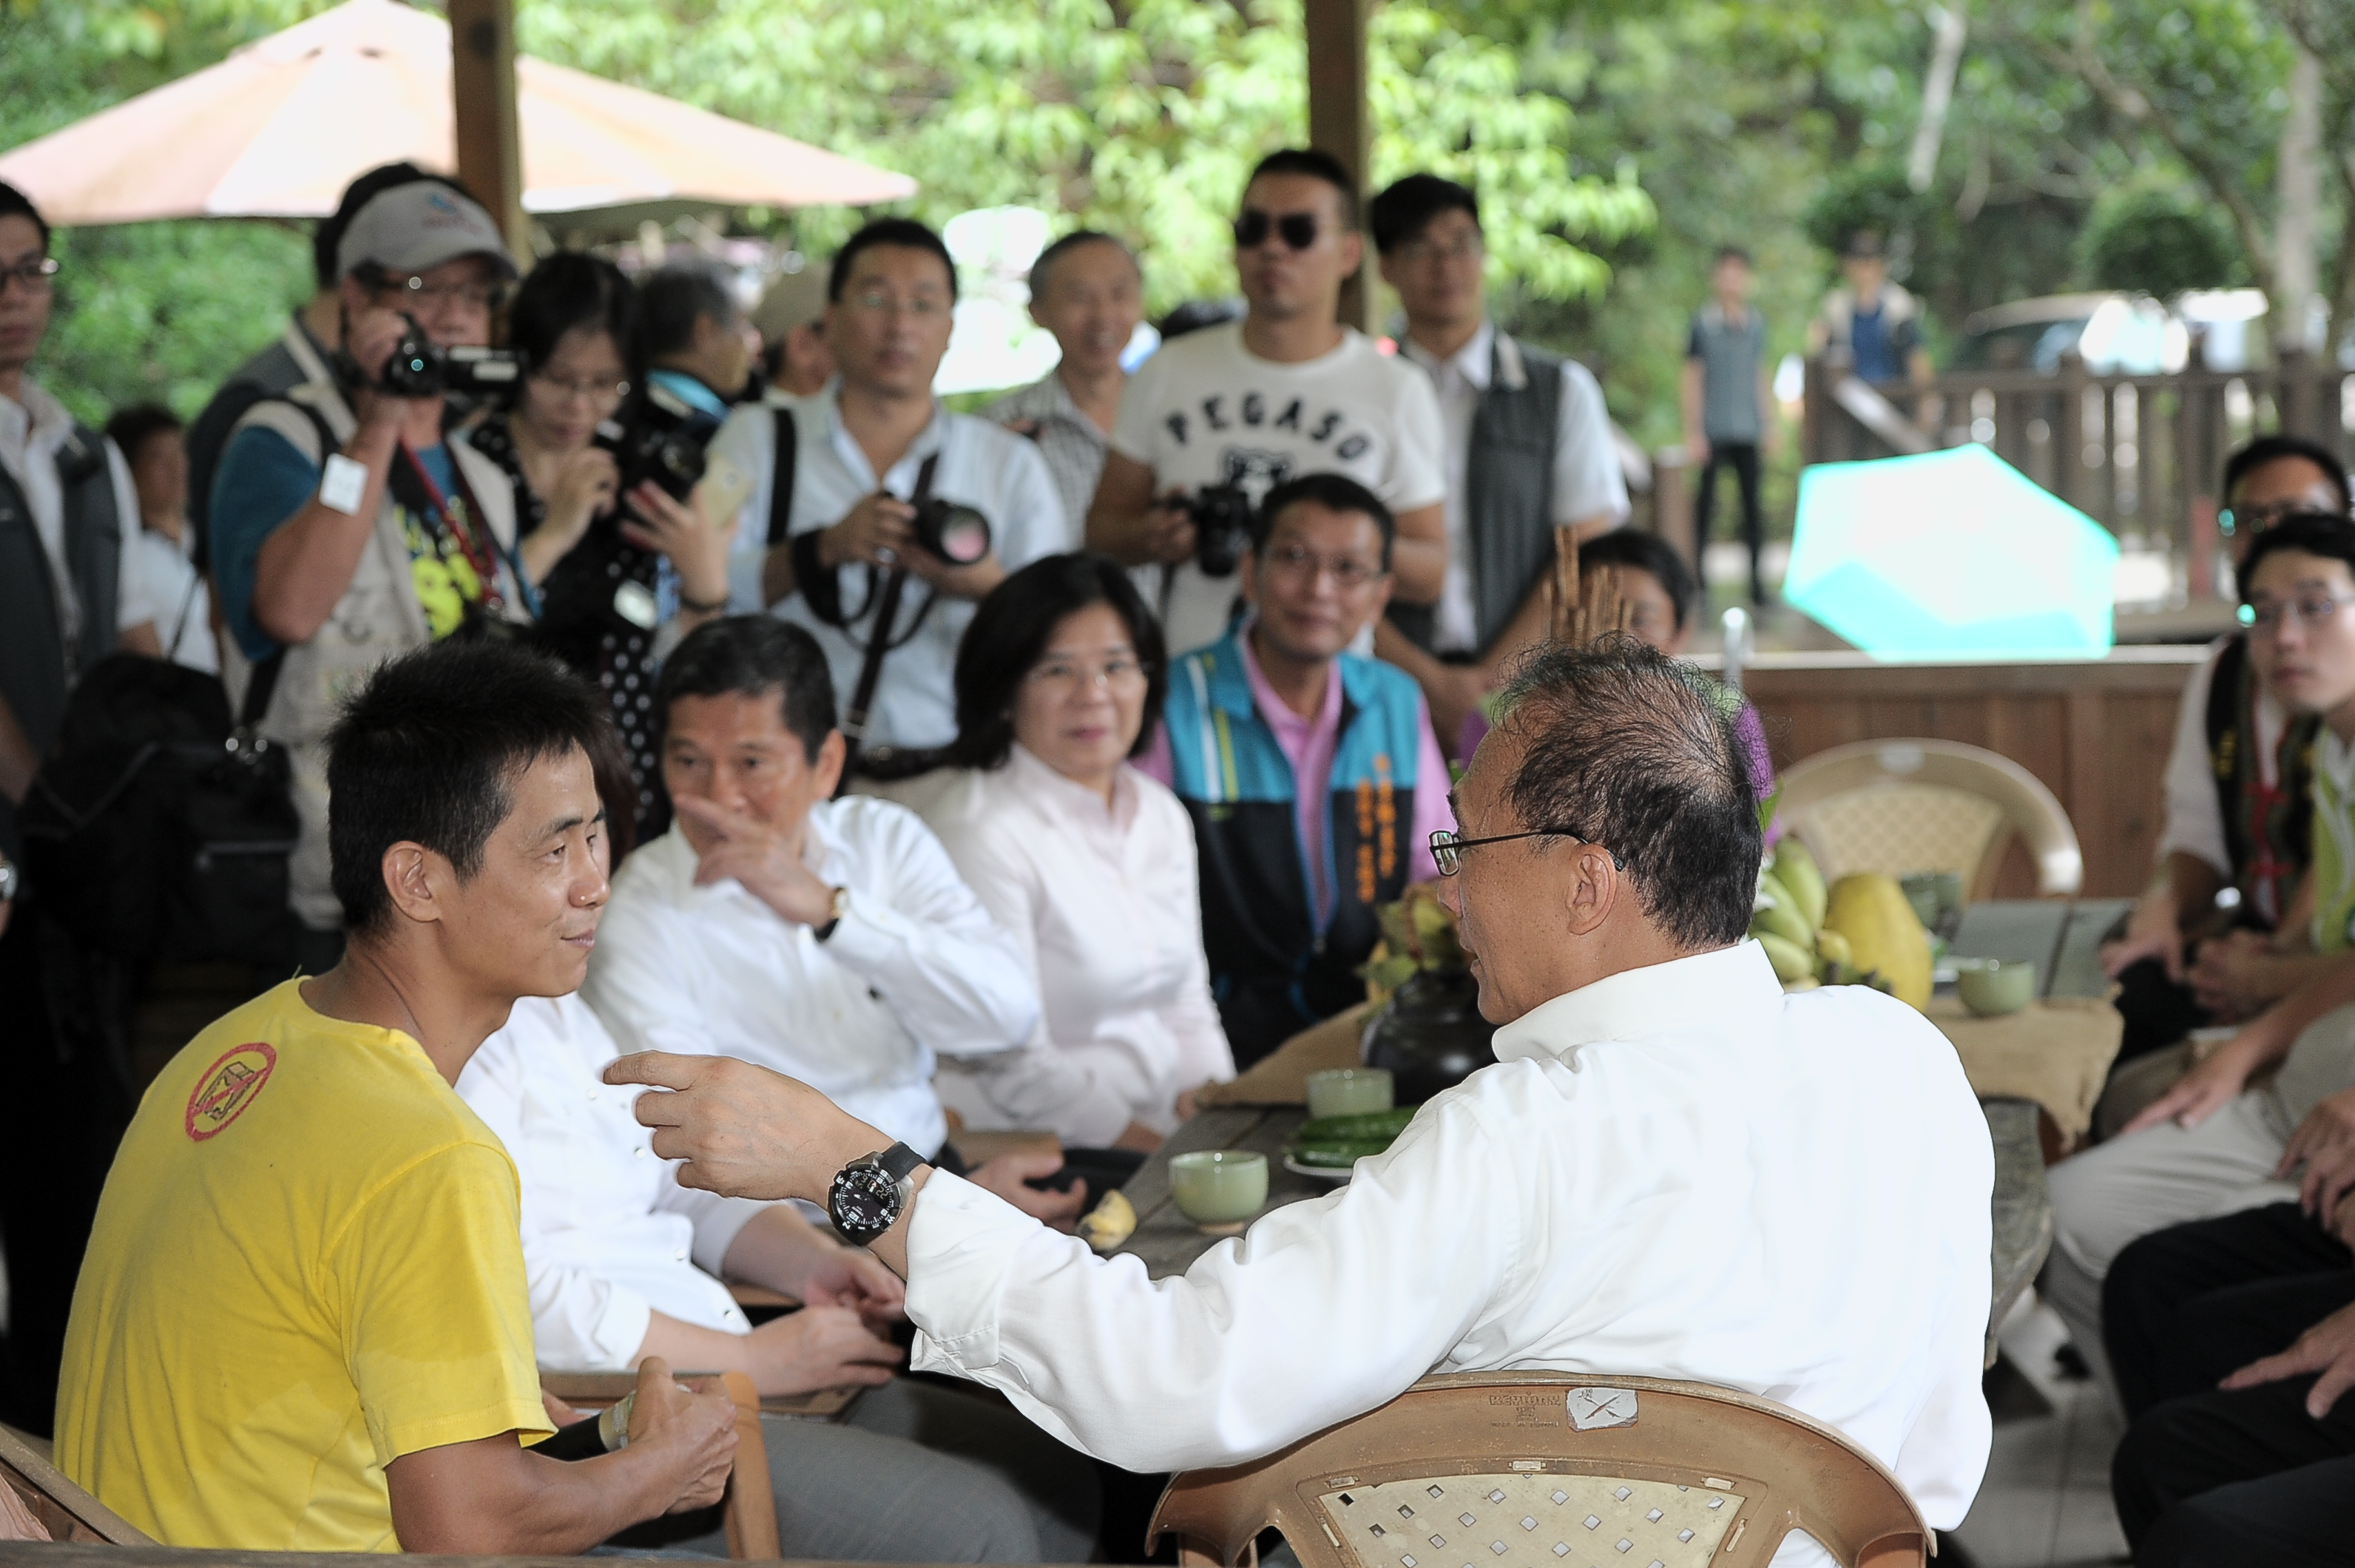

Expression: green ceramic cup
xmin=1305 ymin=1067 xmax=1395 ymax=1120
xmin=1170 ymin=1150 xmax=1268 ymax=1228
xmin=1956 ymin=958 xmax=2036 ymax=1018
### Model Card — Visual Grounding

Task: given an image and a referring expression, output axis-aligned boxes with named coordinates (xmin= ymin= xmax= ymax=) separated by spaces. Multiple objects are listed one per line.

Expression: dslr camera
xmin=909 ymin=498 xmax=992 ymax=567
xmin=594 ymin=380 xmax=725 ymax=502
xmin=1183 ymin=484 xmax=1257 ymax=578
xmin=370 ymin=314 xmax=524 ymax=399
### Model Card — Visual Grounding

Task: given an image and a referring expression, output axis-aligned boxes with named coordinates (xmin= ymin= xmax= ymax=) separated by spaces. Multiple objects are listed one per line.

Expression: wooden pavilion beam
xmin=1305 ymin=0 xmax=1374 ymax=331
xmin=449 ymin=0 xmax=531 ymax=262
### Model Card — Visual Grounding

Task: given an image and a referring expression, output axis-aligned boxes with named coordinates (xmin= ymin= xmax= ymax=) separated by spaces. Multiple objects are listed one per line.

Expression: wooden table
xmin=1117 ymin=900 xmax=2135 ymax=1364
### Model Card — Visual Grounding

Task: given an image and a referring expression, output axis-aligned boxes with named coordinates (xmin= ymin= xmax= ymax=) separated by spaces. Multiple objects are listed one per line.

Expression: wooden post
xmin=1304 ymin=0 xmax=1374 ymax=333
xmin=448 ymin=0 xmax=530 ymax=263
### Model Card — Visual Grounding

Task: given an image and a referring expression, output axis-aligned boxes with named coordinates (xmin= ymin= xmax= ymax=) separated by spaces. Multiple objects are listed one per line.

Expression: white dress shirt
xmin=920 ymin=746 xmax=1236 ymax=1146
xmin=0 ymin=378 xmax=146 ymax=645
xmin=2157 ymin=636 xmax=2285 ymax=902
xmin=584 ymin=797 xmax=1040 ymax=1159
xmin=730 ymin=391 xmax=1067 ymax=749
xmin=903 ymin=942 xmax=1993 ymax=1567
xmin=457 ymin=994 xmax=771 ymax=1371
xmin=1399 ymin=322 xmax=1631 ymax=653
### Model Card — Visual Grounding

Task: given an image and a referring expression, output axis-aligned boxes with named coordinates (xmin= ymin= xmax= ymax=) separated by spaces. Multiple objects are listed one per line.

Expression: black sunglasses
xmin=1234 ymin=210 xmax=1320 ymax=251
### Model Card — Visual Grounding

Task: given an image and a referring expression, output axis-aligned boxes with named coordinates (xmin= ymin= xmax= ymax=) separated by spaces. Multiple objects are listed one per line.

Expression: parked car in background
xmin=1948 ymin=289 xmax=2271 ymax=376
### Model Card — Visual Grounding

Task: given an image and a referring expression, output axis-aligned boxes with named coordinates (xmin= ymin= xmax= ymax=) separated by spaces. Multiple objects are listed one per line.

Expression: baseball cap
xmin=754 ymin=265 xmax=831 ymax=342
xmin=337 ymin=182 xmax=518 ymax=281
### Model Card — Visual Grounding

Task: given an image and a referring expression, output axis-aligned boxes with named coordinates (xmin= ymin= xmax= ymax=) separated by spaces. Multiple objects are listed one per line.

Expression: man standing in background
xmin=1683 ymin=246 xmax=1776 ymax=607
xmin=1366 ymin=172 xmax=1628 ymax=754
xmin=987 ymin=231 xmax=1143 ymax=542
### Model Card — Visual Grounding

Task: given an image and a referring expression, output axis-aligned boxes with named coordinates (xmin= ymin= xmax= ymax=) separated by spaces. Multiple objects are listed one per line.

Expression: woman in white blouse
xmin=923 ymin=552 xmax=1234 ymax=1158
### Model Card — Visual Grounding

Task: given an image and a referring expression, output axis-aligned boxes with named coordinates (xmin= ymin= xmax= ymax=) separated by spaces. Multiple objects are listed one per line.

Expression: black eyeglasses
xmin=1234 ymin=210 xmax=1320 ymax=251
xmin=1429 ymin=828 xmax=1615 ymax=876
xmin=0 ymin=256 xmax=60 ymax=294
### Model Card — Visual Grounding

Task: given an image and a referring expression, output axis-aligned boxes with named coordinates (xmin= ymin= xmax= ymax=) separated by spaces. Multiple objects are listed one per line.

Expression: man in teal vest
xmin=1368 ymin=174 xmax=1630 ymax=753
xmin=1138 ymin=473 xmax=1453 ymax=1065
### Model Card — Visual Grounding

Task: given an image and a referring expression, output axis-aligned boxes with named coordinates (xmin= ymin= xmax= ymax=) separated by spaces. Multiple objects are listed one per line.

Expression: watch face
xmin=831 ymin=1163 xmax=900 ymax=1240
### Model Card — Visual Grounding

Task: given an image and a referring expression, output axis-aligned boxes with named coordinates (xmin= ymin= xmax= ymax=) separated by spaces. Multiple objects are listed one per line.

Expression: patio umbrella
xmin=1783 ymin=444 xmax=2120 ymax=660
xmin=0 ymin=0 xmax=915 ymax=224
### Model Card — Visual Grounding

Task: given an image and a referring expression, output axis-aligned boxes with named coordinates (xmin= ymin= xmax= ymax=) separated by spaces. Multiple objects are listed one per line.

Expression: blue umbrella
xmin=1784 ymin=445 xmax=2118 ymax=659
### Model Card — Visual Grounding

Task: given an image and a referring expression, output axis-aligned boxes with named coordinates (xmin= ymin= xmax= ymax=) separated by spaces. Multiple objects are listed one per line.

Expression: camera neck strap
xmin=837 ymin=453 xmax=941 ymax=788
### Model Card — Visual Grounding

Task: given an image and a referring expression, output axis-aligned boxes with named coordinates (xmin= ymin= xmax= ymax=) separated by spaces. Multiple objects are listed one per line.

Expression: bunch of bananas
xmin=1749 ymin=840 xmax=1890 ymax=999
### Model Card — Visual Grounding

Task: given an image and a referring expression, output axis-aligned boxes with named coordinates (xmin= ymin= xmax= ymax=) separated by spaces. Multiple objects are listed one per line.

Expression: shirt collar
xmin=1401 ymin=320 xmax=1496 ymax=391
xmin=822 ymin=388 xmax=950 ymax=490
xmin=1237 ymin=617 xmax=1344 ymax=743
xmin=0 ymin=376 xmax=71 ymax=447
xmin=1007 ymin=740 xmax=1138 ymax=832
xmin=1489 ymin=941 xmax=1785 ymax=1065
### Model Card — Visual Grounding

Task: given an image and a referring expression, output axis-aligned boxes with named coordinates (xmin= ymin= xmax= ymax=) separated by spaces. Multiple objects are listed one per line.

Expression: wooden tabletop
xmin=1116 ymin=901 xmax=2132 ymax=1364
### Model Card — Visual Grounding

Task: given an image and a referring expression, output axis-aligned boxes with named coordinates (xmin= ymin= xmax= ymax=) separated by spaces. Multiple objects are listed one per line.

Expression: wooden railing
xmin=1802 ymin=354 xmax=2355 ymax=595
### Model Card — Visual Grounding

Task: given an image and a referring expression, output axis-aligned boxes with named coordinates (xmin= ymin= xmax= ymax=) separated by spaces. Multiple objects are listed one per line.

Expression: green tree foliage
xmin=2078 ymin=180 xmax=2248 ymax=297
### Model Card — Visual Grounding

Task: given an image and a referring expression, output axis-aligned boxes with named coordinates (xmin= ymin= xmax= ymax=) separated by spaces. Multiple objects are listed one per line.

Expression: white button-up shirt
xmin=584 ymin=797 xmax=1039 ymax=1159
xmin=457 ymin=994 xmax=770 ymax=1371
xmin=1399 ymin=322 xmax=1630 ymax=653
xmin=904 ymin=942 xmax=1993 ymax=1567
xmin=919 ymin=746 xmax=1236 ymax=1146
xmin=731 ymin=391 xmax=1068 ymax=750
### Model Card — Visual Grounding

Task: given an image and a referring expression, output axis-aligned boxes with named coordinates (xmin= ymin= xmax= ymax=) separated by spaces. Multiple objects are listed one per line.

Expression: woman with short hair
xmin=922 ymin=552 xmax=1234 ymax=1160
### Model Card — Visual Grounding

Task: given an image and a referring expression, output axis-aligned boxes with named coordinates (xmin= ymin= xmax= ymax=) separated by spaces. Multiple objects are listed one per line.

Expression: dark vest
xmin=0 ymin=422 xmax=124 ymax=861
xmin=2206 ymin=633 xmax=2317 ymax=930
xmin=1389 ymin=331 xmax=1565 ymax=658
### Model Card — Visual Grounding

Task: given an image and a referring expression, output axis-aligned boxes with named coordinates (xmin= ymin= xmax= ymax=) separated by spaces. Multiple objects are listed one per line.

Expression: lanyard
xmin=396 ymin=441 xmax=541 ymax=621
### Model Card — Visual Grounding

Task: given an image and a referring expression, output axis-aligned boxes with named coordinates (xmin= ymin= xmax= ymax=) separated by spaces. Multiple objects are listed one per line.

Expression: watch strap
xmin=876 ymin=1141 xmax=925 ymax=1182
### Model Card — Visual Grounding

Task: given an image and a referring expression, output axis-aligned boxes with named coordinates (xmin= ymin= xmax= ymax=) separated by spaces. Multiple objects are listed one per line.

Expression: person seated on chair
xmin=55 ymin=641 xmax=737 ymax=1552
xmin=607 ymin=638 xmax=1998 ymax=1568
xmin=581 ymin=615 xmax=1087 ymax=1223
xmin=917 ymin=553 xmax=1234 ymax=1173
xmin=2101 ymin=436 xmax=2352 ymax=1065
xmin=2047 ymin=515 xmax=2355 ymax=1406
xmin=1132 ymin=473 xmax=1453 ymax=1068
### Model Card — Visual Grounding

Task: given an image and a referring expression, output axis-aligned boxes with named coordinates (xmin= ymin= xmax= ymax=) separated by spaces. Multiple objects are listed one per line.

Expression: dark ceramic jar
xmin=1361 ymin=966 xmax=1498 ymax=1104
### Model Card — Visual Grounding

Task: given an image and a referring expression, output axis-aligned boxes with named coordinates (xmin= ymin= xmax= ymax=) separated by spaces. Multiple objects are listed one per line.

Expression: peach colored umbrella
xmin=0 ymin=0 xmax=915 ymax=224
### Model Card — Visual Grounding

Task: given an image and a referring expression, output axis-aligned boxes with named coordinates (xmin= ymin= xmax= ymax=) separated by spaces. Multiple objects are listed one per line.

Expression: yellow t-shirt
xmin=55 ymin=980 xmax=552 ymax=1551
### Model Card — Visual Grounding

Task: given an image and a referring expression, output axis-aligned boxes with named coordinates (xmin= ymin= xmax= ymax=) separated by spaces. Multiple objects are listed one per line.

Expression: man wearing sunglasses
xmin=209 ymin=180 xmax=524 ymax=975
xmin=604 ymin=639 xmax=1998 ymax=1568
xmin=2102 ymin=436 xmax=2351 ymax=1069
xmin=1084 ymin=148 xmax=1447 ymax=657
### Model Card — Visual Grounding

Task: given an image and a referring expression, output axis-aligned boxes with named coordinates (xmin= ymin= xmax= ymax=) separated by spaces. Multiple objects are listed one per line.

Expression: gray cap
xmin=336 ymin=181 xmax=517 ymax=280
xmin=754 ymin=265 xmax=831 ymax=342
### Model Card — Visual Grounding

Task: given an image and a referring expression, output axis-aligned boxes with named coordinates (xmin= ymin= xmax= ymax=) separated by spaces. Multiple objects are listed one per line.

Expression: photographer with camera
xmin=208 ymin=181 xmax=523 ymax=970
xmin=1084 ymin=149 xmax=1447 ymax=657
xmin=744 ymin=219 xmax=1063 ymax=756
xmin=466 ymin=255 xmax=731 ymax=842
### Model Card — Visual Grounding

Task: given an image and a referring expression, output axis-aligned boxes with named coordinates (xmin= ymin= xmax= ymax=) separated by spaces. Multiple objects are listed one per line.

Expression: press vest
xmin=1390 ymin=331 xmax=1564 ymax=658
xmin=0 ymin=423 xmax=122 ymax=861
xmin=1160 ymin=632 xmax=1425 ymax=1065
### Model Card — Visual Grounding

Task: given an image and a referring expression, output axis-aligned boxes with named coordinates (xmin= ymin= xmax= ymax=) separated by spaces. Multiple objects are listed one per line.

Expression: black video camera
xmin=910 ymin=498 xmax=992 ymax=566
xmin=368 ymin=314 xmax=524 ymax=399
xmin=594 ymin=381 xmax=725 ymax=503
xmin=1184 ymin=484 xmax=1256 ymax=578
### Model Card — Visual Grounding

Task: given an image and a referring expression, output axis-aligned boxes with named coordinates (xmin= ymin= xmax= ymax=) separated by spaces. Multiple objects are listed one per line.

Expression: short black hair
xmin=639 ymin=261 xmax=739 ymax=362
xmin=1246 ymin=148 xmax=1359 ymax=229
xmin=103 ymin=402 xmax=182 ymax=463
xmin=2225 ymin=434 xmax=2351 ymax=515
xmin=1577 ymin=531 xmax=1699 ymax=632
xmin=1029 ymin=230 xmax=1137 ymax=300
xmin=951 ymin=552 xmax=1168 ymax=771
xmin=656 ymin=616 xmax=837 ymax=764
xmin=1254 ymin=472 xmax=1395 ymax=570
xmin=328 ymin=641 xmax=612 ymax=939
xmin=1493 ymin=638 xmax=1760 ymax=950
xmin=2237 ymin=513 xmax=2355 ymax=602
xmin=314 ymin=163 xmax=449 ymax=290
xmin=1368 ymin=174 xmax=1479 ymax=254
xmin=828 ymin=218 xmax=959 ymax=305
xmin=0 ymin=180 xmax=50 ymax=253
xmin=1714 ymin=245 xmax=1753 ymax=268
xmin=509 ymin=251 xmax=638 ymax=388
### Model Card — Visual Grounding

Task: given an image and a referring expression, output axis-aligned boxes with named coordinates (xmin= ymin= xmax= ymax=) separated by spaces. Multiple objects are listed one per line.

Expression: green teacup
xmin=1305 ymin=1067 xmax=1394 ymax=1120
xmin=1170 ymin=1150 xmax=1268 ymax=1231
xmin=1955 ymin=958 xmax=2036 ymax=1018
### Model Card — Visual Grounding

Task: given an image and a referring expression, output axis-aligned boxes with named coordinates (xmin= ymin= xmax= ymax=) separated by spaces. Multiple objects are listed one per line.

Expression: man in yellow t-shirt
xmin=56 ymin=641 xmax=737 ymax=1553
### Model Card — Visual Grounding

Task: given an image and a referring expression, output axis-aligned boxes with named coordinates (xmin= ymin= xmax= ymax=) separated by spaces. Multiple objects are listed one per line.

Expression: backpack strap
xmin=766 ymin=407 xmax=799 ymax=547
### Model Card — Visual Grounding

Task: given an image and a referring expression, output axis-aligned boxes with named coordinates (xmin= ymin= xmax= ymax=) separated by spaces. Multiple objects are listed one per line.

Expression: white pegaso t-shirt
xmin=1112 ymin=322 xmax=1445 ymax=655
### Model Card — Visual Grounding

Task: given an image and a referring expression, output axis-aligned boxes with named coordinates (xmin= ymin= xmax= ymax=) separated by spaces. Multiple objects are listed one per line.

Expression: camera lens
xmin=929 ymin=504 xmax=991 ymax=566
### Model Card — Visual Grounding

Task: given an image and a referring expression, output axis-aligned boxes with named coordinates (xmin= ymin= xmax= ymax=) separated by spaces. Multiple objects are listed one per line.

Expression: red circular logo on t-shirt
xmin=185 ymin=1043 xmax=278 ymax=1142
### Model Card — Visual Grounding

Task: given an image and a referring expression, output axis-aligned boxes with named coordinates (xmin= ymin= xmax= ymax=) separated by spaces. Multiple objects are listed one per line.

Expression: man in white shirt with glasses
xmin=610 ymin=640 xmax=1996 ymax=1568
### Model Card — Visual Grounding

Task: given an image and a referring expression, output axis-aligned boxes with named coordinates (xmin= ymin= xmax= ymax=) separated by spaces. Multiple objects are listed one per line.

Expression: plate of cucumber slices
xmin=1282 ymin=1108 xmax=1416 ymax=1182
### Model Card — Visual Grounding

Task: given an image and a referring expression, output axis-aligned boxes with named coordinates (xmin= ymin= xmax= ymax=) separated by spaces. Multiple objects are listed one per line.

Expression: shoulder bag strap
xmin=766 ymin=408 xmax=800 ymax=547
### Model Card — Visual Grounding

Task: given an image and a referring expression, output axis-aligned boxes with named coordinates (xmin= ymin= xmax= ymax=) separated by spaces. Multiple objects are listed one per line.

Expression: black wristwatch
xmin=828 ymin=1142 xmax=925 ymax=1247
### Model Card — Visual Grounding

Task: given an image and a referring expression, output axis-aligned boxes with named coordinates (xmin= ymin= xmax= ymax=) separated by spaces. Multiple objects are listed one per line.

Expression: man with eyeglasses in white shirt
xmin=607 ymin=638 xmax=1998 ymax=1568
xmin=731 ymin=219 xmax=1064 ymax=758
